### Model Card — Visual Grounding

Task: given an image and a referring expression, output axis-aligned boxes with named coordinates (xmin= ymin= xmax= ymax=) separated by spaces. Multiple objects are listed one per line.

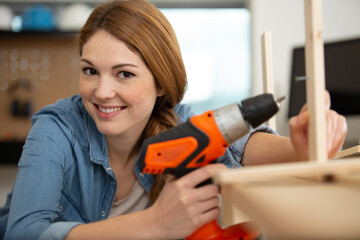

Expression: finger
xmin=186 ymin=204 xmax=221 ymax=232
xmin=327 ymin=112 xmax=343 ymax=156
xmin=197 ymin=205 xmax=220 ymax=226
xmin=326 ymin=111 xmax=335 ymax=151
xmin=328 ymin=113 xmax=347 ymax=158
xmin=196 ymin=196 xmax=220 ymax=214
xmin=324 ymin=90 xmax=331 ymax=110
xmin=333 ymin=115 xmax=347 ymax=153
xmin=178 ymin=164 xmax=227 ymax=188
xmin=194 ymin=184 xmax=220 ymax=202
xmin=290 ymin=110 xmax=309 ymax=127
xmin=300 ymin=103 xmax=308 ymax=114
xmin=300 ymin=90 xmax=330 ymax=114
xmin=289 ymin=114 xmax=309 ymax=160
xmin=178 ymin=184 xmax=219 ymax=207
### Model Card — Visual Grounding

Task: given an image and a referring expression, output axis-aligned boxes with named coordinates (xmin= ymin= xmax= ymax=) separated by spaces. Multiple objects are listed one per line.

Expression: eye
xmin=83 ymin=68 xmax=98 ymax=76
xmin=118 ymin=71 xmax=135 ymax=79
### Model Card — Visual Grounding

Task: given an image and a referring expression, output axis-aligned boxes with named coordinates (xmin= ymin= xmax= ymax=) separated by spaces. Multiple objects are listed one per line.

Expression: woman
xmin=2 ymin=0 xmax=347 ymax=239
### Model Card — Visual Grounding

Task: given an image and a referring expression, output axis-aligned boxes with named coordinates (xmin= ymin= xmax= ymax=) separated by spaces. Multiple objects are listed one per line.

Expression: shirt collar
xmin=84 ymin=111 xmax=108 ymax=165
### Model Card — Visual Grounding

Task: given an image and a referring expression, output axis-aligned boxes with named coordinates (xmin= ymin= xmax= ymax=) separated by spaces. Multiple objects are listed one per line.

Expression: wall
xmin=250 ymin=0 xmax=360 ymax=140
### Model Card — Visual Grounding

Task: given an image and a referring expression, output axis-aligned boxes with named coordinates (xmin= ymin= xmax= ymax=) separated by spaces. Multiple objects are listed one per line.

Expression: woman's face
xmin=79 ymin=29 xmax=164 ymax=137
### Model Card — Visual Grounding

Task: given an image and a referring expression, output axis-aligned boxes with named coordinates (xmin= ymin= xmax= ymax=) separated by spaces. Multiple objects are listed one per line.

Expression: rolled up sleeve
xmin=220 ymin=125 xmax=278 ymax=168
xmin=39 ymin=222 xmax=82 ymax=240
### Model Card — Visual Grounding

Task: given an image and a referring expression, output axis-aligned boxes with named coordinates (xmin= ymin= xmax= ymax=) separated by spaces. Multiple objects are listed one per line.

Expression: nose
xmin=94 ymin=75 xmax=116 ymax=99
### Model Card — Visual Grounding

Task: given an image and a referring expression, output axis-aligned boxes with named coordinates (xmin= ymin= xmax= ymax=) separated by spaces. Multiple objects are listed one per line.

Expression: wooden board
xmin=304 ymin=0 xmax=327 ymax=163
xmin=335 ymin=145 xmax=360 ymax=159
xmin=261 ymin=31 xmax=276 ymax=130
xmin=215 ymin=158 xmax=360 ymax=239
xmin=223 ymin=175 xmax=360 ymax=239
xmin=214 ymin=158 xmax=360 ymax=185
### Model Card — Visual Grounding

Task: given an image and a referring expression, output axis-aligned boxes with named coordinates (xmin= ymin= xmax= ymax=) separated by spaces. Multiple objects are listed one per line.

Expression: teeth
xmin=98 ymin=106 xmax=123 ymax=113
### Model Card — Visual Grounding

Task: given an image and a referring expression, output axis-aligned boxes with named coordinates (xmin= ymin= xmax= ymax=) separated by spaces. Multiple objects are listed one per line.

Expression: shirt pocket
xmin=57 ymin=189 xmax=90 ymax=223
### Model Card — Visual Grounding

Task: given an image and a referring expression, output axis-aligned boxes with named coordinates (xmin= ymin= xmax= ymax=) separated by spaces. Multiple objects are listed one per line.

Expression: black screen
xmin=288 ymin=38 xmax=360 ymax=118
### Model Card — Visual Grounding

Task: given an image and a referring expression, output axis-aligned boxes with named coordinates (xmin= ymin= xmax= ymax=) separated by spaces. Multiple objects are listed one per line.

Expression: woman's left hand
xmin=289 ymin=90 xmax=348 ymax=160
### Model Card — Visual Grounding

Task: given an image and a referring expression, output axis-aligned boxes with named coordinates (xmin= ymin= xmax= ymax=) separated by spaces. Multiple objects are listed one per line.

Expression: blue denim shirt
xmin=2 ymin=95 xmax=275 ymax=240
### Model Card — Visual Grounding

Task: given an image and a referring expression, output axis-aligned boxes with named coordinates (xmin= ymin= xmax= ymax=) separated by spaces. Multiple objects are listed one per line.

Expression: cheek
xmin=78 ymin=79 xmax=92 ymax=98
xmin=130 ymin=84 xmax=158 ymax=108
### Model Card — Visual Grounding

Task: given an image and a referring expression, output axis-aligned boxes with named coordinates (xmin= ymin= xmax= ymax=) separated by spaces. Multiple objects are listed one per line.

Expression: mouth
xmin=95 ymin=104 xmax=127 ymax=114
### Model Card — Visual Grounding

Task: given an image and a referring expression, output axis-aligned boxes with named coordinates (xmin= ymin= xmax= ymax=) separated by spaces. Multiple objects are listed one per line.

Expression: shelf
xmin=0 ymin=30 xmax=77 ymax=38
xmin=0 ymin=0 xmax=247 ymax=9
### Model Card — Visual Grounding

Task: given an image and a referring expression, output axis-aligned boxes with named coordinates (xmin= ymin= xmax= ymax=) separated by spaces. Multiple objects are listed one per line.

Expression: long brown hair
xmin=78 ymin=0 xmax=187 ymax=202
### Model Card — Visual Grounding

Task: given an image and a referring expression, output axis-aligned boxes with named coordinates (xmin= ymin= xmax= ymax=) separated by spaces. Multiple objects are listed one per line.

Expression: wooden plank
xmin=304 ymin=0 xmax=327 ymax=163
xmin=220 ymin=184 xmax=250 ymax=227
xmin=261 ymin=31 xmax=276 ymax=130
xmin=214 ymin=158 xmax=360 ymax=185
xmin=335 ymin=145 xmax=360 ymax=159
xmin=227 ymin=179 xmax=360 ymax=239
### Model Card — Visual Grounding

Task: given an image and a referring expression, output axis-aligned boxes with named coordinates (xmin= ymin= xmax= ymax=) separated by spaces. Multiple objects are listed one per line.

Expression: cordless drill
xmin=138 ymin=93 xmax=284 ymax=240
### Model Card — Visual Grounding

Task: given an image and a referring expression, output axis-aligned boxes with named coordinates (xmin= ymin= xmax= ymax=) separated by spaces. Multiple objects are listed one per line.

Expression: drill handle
xmin=138 ymin=109 xmax=229 ymax=178
xmin=138 ymin=119 xmax=210 ymax=177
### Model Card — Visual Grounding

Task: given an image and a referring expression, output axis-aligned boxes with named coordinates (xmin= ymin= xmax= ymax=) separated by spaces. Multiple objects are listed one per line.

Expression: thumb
xmin=289 ymin=111 xmax=309 ymax=160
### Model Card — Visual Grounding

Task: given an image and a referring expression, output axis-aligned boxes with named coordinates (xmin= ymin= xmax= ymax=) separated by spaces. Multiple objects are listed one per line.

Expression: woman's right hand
xmin=146 ymin=163 xmax=227 ymax=239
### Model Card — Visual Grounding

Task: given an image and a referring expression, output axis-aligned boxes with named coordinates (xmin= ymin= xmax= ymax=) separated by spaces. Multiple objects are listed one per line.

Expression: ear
xmin=157 ymin=87 xmax=165 ymax=97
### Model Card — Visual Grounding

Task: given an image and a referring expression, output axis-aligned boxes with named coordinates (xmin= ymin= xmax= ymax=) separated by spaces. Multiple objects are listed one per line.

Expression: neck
xmin=106 ymin=131 xmax=143 ymax=166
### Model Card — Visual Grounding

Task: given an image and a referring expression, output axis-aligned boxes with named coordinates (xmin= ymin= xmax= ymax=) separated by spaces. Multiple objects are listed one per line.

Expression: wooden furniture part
xmin=215 ymin=159 xmax=360 ymax=239
xmin=335 ymin=145 xmax=360 ymax=159
xmin=215 ymin=0 xmax=360 ymax=239
xmin=261 ymin=31 xmax=276 ymax=131
xmin=304 ymin=0 xmax=327 ymax=163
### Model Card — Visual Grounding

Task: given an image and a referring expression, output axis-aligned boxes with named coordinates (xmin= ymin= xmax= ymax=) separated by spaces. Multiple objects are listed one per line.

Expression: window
xmin=160 ymin=8 xmax=251 ymax=114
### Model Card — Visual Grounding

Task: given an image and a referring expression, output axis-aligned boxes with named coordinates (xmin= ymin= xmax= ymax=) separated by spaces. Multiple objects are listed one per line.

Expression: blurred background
xmin=0 ymin=0 xmax=359 ymax=205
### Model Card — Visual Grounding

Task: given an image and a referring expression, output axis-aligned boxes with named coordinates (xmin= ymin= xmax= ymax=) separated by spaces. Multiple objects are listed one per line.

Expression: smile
xmin=98 ymin=106 xmax=124 ymax=113
xmin=96 ymin=104 xmax=127 ymax=115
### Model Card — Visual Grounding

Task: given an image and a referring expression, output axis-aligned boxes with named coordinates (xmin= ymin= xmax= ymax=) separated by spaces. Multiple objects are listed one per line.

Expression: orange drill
xmin=138 ymin=93 xmax=284 ymax=240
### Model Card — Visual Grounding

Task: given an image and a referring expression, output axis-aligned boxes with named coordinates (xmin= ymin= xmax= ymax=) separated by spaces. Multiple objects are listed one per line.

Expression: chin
xmin=101 ymin=128 xmax=123 ymax=137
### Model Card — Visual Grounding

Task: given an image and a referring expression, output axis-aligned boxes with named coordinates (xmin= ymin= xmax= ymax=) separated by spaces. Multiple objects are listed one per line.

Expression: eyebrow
xmin=80 ymin=58 xmax=138 ymax=69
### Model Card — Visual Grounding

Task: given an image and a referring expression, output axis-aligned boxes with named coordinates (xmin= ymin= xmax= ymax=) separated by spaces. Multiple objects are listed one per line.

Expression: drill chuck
xmin=241 ymin=93 xmax=282 ymax=128
xmin=212 ymin=93 xmax=283 ymax=145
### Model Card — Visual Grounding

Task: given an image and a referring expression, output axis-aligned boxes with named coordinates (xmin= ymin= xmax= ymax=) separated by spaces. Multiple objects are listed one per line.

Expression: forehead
xmin=82 ymin=29 xmax=143 ymax=65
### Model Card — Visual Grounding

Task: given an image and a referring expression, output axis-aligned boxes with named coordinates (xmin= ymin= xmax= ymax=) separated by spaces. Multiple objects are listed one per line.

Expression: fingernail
xmin=299 ymin=111 xmax=309 ymax=124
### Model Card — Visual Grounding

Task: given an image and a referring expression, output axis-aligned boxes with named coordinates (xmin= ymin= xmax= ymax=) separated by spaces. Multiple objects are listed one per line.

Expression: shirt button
xmin=110 ymin=180 xmax=115 ymax=185
xmin=106 ymin=166 xmax=112 ymax=172
xmin=58 ymin=205 xmax=63 ymax=212
xmin=139 ymin=173 xmax=145 ymax=177
xmin=101 ymin=211 xmax=106 ymax=217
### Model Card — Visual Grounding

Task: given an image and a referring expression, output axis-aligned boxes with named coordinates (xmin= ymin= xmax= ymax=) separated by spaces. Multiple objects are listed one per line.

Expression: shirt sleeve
xmin=4 ymin=114 xmax=82 ymax=240
xmin=174 ymin=103 xmax=195 ymax=122
xmin=218 ymin=125 xmax=278 ymax=168
xmin=39 ymin=222 xmax=82 ymax=240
